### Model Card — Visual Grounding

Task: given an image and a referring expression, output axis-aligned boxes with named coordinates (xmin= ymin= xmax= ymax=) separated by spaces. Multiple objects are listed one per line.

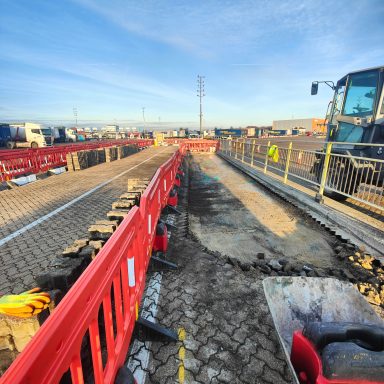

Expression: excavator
xmin=262 ymin=67 xmax=384 ymax=384
xmin=311 ymin=65 xmax=384 ymax=200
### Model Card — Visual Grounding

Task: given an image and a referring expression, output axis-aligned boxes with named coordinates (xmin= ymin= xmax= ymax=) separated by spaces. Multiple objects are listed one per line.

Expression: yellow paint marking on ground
xmin=178 ymin=328 xmax=186 ymax=383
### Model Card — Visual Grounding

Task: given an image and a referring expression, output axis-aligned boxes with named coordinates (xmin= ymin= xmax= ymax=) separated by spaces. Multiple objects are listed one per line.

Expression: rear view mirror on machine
xmin=311 ymin=82 xmax=318 ymax=95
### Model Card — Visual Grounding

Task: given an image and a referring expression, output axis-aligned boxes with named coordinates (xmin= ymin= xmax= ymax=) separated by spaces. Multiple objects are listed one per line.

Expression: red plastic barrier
xmin=0 ymin=140 xmax=154 ymax=182
xmin=0 ymin=147 xmax=183 ymax=384
xmin=178 ymin=140 xmax=219 ymax=152
xmin=164 ymin=139 xmax=219 ymax=152
xmin=164 ymin=138 xmax=187 ymax=145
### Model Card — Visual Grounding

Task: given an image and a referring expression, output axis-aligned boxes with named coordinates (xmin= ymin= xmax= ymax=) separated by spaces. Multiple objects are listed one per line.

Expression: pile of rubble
xmin=227 ymin=242 xmax=384 ymax=310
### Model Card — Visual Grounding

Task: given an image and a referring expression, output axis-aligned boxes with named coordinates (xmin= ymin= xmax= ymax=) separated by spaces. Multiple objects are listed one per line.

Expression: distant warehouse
xmin=215 ymin=126 xmax=269 ymax=138
xmin=272 ymin=118 xmax=326 ymax=134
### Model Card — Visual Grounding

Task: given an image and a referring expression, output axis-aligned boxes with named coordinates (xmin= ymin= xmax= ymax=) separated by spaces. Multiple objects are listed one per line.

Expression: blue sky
xmin=0 ymin=0 xmax=383 ymax=128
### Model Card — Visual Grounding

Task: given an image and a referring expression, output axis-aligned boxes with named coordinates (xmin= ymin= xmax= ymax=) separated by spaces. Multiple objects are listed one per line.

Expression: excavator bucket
xmin=263 ymin=277 xmax=384 ymax=383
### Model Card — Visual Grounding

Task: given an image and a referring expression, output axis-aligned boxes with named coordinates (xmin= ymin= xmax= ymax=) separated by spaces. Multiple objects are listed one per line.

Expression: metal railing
xmin=220 ymin=138 xmax=384 ymax=211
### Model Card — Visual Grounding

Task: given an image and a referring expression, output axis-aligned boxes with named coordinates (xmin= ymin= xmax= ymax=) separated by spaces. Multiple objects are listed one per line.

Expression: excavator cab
xmin=311 ymin=66 xmax=384 ymax=200
xmin=329 ymin=67 xmax=383 ymax=149
xmin=317 ymin=66 xmax=384 ymax=153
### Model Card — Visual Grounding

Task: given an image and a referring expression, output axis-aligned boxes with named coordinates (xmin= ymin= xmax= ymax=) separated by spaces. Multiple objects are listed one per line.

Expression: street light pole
xmin=73 ymin=107 xmax=78 ymax=127
xmin=197 ymin=75 xmax=205 ymax=137
xmin=142 ymin=107 xmax=146 ymax=134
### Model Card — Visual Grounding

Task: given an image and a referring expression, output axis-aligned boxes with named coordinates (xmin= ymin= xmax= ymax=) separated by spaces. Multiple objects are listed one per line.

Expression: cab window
xmin=342 ymin=71 xmax=379 ymax=117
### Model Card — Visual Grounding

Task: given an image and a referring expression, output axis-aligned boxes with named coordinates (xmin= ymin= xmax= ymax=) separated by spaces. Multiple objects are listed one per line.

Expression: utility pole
xmin=73 ymin=107 xmax=78 ymax=127
xmin=197 ymin=75 xmax=205 ymax=137
xmin=142 ymin=107 xmax=146 ymax=133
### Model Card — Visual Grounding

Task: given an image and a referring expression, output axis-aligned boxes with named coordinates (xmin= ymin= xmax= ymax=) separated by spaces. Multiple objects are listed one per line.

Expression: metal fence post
xmin=283 ymin=142 xmax=292 ymax=184
xmin=235 ymin=140 xmax=238 ymax=159
xmin=318 ymin=142 xmax=333 ymax=199
xmin=229 ymin=138 xmax=232 ymax=157
xmin=251 ymin=139 xmax=255 ymax=166
xmin=242 ymin=140 xmax=245 ymax=162
xmin=264 ymin=141 xmax=270 ymax=173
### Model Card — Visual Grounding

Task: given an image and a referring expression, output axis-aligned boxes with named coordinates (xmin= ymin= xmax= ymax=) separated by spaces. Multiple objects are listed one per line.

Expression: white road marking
xmin=127 ymin=272 xmax=163 ymax=384
xmin=0 ymin=150 xmax=166 ymax=248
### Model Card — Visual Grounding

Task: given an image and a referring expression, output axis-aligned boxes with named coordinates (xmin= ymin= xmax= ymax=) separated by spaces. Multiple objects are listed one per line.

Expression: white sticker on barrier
xmin=164 ymin=179 xmax=166 ymax=191
xmin=148 ymin=214 xmax=151 ymax=235
xmin=127 ymin=257 xmax=135 ymax=287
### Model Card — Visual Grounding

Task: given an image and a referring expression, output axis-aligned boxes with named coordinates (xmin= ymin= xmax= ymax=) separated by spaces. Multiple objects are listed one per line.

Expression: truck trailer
xmin=0 ymin=123 xmax=52 ymax=149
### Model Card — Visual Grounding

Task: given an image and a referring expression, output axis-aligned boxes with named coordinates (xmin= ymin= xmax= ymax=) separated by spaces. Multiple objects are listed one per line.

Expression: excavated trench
xmin=189 ymin=155 xmax=336 ymax=268
xmin=127 ymin=152 xmax=383 ymax=384
xmin=188 ymin=154 xmax=384 ymax=315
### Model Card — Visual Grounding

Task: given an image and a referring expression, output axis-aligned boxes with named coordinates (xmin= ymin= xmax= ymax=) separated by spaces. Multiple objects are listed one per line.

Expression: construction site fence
xmin=177 ymin=139 xmax=219 ymax=152
xmin=163 ymin=138 xmax=218 ymax=147
xmin=0 ymin=139 xmax=154 ymax=182
xmin=0 ymin=144 xmax=186 ymax=384
xmin=219 ymin=139 xmax=384 ymax=212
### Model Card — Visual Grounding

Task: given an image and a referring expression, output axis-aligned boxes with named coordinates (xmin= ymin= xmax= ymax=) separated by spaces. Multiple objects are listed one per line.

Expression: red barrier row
xmin=0 ymin=140 xmax=154 ymax=182
xmin=180 ymin=139 xmax=219 ymax=152
xmin=0 ymin=140 xmax=153 ymax=160
xmin=0 ymin=146 xmax=185 ymax=384
xmin=164 ymin=138 xmax=185 ymax=145
xmin=164 ymin=138 xmax=219 ymax=150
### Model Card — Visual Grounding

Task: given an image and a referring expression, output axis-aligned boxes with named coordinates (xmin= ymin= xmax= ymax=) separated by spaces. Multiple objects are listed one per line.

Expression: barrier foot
xmin=134 ymin=317 xmax=178 ymax=342
xmin=149 ymin=255 xmax=178 ymax=271
xmin=115 ymin=366 xmax=135 ymax=384
xmin=166 ymin=205 xmax=181 ymax=215
xmin=315 ymin=193 xmax=324 ymax=204
xmin=160 ymin=219 xmax=177 ymax=230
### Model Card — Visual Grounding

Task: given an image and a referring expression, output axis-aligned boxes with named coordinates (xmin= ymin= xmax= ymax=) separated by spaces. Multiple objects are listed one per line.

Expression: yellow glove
xmin=0 ymin=288 xmax=50 ymax=318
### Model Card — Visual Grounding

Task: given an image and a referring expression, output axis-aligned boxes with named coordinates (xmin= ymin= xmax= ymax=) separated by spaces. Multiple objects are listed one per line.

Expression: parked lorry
xmin=66 ymin=127 xmax=86 ymax=141
xmin=52 ymin=127 xmax=65 ymax=143
xmin=311 ymin=66 xmax=384 ymax=200
xmin=0 ymin=123 xmax=53 ymax=149
xmin=52 ymin=127 xmax=77 ymax=143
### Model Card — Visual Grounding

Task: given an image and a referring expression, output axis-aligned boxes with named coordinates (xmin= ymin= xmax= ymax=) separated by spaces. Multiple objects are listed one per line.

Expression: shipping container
xmin=214 ymin=128 xmax=243 ymax=137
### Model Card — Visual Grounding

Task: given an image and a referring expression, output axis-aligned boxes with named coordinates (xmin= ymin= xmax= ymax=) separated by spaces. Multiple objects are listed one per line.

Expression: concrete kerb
xmin=218 ymin=152 xmax=384 ymax=260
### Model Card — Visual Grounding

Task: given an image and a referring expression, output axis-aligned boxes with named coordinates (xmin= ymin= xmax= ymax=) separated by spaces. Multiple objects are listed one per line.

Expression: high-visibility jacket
xmin=268 ymin=145 xmax=279 ymax=163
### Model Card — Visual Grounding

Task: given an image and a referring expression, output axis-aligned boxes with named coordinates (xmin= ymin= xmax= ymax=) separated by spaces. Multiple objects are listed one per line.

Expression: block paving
xmin=0 ymin=146 xmax=176 ymax=294
xmin=127 ymin=156 xmax=292 ymax=383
